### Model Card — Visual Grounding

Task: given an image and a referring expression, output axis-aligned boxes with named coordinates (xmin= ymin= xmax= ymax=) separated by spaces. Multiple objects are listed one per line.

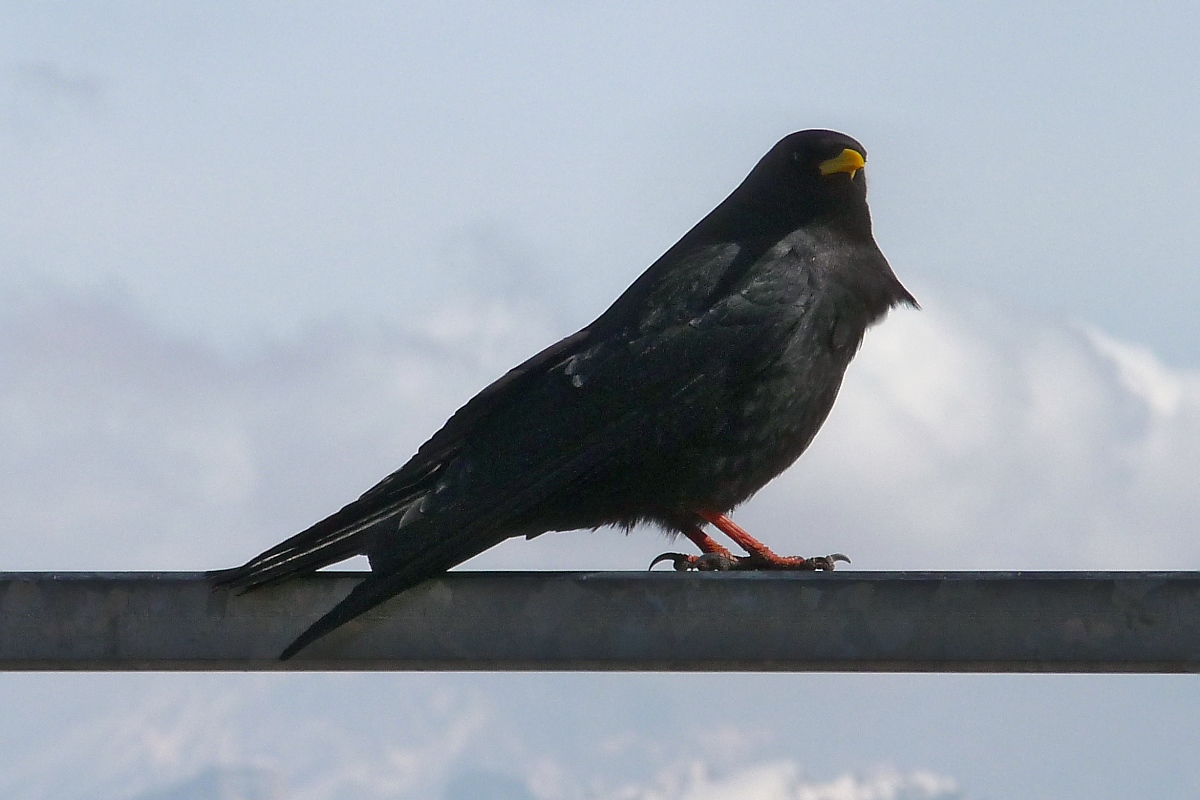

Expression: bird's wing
xmin=361 ymin=327 xmax=595 ymax=504
xmin=231 ymin=241 xmax=826 ymax=659
xmin=278 ymin=265 xmax=815 ymax=659
xmin=299 ymin=240 xmax=762 ymax=555
xmin=211 ymin=328 xmax=595 ymax=591
xmin=370 ymin=241 xmax=822 ymax=558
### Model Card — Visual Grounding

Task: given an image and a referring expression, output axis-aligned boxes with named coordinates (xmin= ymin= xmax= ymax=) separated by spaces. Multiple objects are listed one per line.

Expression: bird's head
xmin=739 ymin=129 xmax=872 ymax=234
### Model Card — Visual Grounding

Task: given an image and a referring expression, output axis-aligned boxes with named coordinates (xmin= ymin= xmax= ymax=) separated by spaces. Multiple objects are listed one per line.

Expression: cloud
xmin=128 ymin=759 xmax=962 ymax=800
xmin=736 ymin=293 xmax=1200 ymax=570
xmin=4 ymin=283 xmax=1199 ymax=799
xmin=605 ymin=761 xmax=961 ymax=800
xmin=0 ymin=670 xmax=963 ymax=800
xmin=0 ymin=673 xmax=498 ymax=800
xmin=131 ymin=767 xmax=285 ymax=800
xmin=1 ymin=62 xmax=104 ymax=142
xmin=0 ymin=287 xmax=557 ymax=570
xmin=9 ymin=63 xmax=104 ymax=108
xmin=3 ymin=284 xmax=1198 ymax=573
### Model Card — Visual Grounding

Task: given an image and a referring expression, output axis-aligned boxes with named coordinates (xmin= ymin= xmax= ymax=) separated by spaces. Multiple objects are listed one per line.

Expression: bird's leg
xmin=649 ymin=524 xmax=740 ymax=571
xmin=697 ymin=510 xmax=849 ymax=571
xmin=649 ymin=513 xmax=850 ymax=572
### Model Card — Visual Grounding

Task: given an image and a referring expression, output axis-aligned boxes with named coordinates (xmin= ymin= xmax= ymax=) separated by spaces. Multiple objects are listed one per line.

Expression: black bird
xmin=214 ymin=129 xmax=916 ymax=659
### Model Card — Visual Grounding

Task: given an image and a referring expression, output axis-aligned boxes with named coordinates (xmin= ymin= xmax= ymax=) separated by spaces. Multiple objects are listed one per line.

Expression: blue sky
xmin=2 ymin=2 xmax=1199 ymax=798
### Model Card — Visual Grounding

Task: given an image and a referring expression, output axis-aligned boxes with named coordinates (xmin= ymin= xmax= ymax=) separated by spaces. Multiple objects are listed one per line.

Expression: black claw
xmin=808 ymin=552 xmax=852 ymax=571
xmin=649 ymin=552 xmax=694 ymax=571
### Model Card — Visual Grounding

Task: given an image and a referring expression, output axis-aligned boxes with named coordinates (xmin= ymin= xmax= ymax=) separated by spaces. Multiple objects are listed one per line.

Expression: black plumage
xmin=214 ymin=129 xmax=916 ymax=659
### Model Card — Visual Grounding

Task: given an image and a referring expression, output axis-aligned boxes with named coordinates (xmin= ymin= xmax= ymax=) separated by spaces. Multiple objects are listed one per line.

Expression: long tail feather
xmin=279 ymin=539 xmax=492 ymax=660
xmin=210 ymin=495 xmax=419 ymax=591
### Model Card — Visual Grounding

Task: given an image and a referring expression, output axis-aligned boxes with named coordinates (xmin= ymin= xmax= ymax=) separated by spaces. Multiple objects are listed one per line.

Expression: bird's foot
xmin=649 ymin=551 xmax=742 ymax=571
xmin=649 ymin=551 xmax=850 ymax=572
xmin=690 ymin=510 xmax=851 ymax=571
xmin=648 ymin=524 xmax=743 ymax=571
xmin=738 ymin=552 xmax=851 ymax=571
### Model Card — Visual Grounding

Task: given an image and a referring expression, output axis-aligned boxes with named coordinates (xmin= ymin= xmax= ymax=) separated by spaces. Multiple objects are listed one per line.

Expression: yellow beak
xmin=818 ymin=148 xmax=866 ymax=178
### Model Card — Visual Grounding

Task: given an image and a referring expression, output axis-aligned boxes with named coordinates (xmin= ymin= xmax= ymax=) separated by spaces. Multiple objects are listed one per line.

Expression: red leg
xmin=650 ymin=511 xmax=849 ymax=572
xmin=648 ymin=524 xmax=739 ymax=571
xmin=697 ymin=510 xmax=804 ymax=565
xmin=697 ymin=509 xmax=849 ymax=571
xmin=680 ymin=524 xmax=734 ymax=556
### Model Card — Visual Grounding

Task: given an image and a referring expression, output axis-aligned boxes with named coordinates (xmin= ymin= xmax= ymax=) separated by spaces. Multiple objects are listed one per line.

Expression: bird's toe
xmin=692 ymin=552 xmax=740 ymax=571
xmin=808 ymin=553 xmax=851 ymax=571
xmin=649 ymin=552 xmax=698 ymax=571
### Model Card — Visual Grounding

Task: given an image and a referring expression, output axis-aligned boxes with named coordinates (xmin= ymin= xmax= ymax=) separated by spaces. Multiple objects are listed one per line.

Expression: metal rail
xmin=1 ymin=571 xmax=1198 ymax=671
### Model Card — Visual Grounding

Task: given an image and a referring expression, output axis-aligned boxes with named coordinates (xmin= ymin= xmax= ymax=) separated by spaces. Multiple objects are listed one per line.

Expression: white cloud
xmin=0 ymin=669 xmax=966 ymax=800
xmin=0 ymin=672 xmax=961 ymax=800
xmin=4 ymin=286 xmax=1200 ymax=799
xmin=606 ymin=762 xmax=960 ymax=800
xmin=0 ymin=674 xmax=497 ymax=800
xmin=0 ymin=289 xmax=555 ymax=570
xmin=738 ymin=294 xmax=1200 ymax=570
xmin=3 ymin=286 xmax=1199 ymax=574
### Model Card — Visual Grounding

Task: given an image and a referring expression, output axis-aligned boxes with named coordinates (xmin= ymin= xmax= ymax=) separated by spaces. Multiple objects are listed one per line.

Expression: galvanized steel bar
xmin=1 ymin=571 xmax=1198 ymax=672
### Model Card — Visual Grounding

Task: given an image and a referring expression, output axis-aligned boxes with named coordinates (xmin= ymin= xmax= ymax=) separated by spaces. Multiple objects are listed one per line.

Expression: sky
xmin=2 ymin=1 xmax=1200 ymax=798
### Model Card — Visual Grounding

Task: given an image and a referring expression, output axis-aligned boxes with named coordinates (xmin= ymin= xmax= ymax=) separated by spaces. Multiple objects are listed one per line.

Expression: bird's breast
xmin=671 ymin=308 xmax=860 ymax=511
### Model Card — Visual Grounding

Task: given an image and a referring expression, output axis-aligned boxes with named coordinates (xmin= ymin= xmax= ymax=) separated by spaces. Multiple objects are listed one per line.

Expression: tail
xmin=279 ymin=535 xmax=497 ymax=660
xmin=210 ymin=493 xmax=420 ymax=592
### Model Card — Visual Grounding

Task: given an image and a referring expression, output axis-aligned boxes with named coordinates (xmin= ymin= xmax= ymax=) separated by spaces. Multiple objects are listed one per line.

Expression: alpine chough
xmin=214 ymin=129 xmax=917 ymax=659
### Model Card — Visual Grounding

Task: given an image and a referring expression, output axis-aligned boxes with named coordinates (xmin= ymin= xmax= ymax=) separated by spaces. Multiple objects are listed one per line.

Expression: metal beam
xmin=1 ymin=571 xmax=1198 ymax=672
